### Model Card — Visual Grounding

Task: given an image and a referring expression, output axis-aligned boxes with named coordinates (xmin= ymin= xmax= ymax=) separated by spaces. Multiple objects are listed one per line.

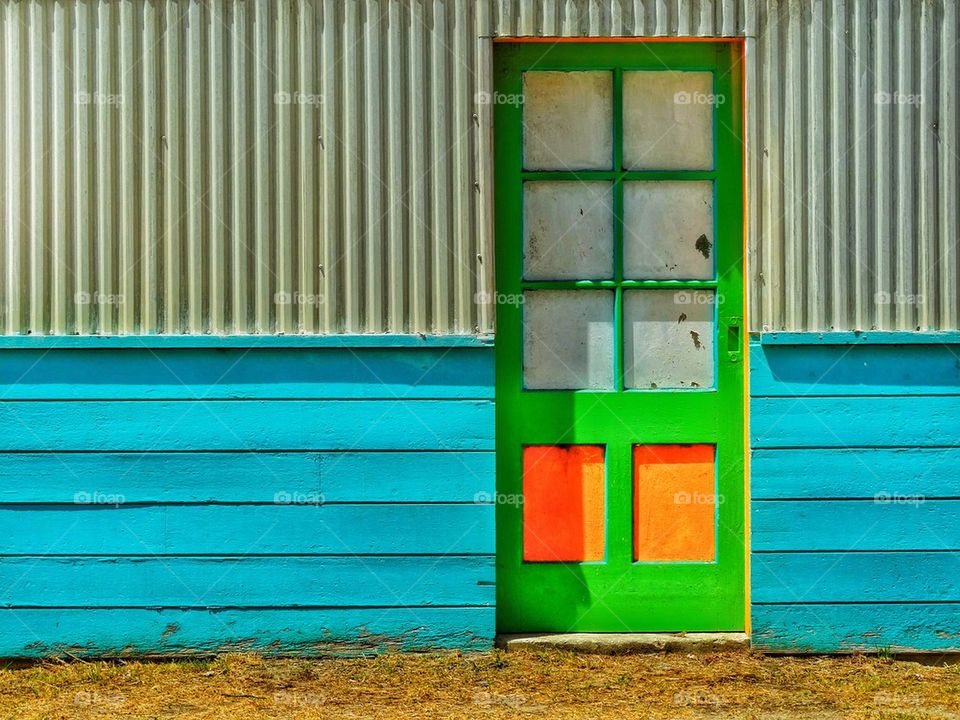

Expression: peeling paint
xmin=161 ymin=624 xmax=180 ymax=640
xmin=695 ymin=234 xmax=712 ymax=259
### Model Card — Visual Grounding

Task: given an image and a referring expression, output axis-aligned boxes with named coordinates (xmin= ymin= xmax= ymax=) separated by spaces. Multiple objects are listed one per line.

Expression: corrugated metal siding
xmin=0 ymin=0 xmax=494 ymax=336
xmin=749 ymin=0 xmax=960 ymax=332
xmin=490 ymin=0 xmax=748 ymax=37
xmin=2 ymin=0 xmax=958 ymax=335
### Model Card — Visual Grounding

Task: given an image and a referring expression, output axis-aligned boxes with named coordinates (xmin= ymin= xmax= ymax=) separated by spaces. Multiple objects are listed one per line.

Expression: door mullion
xmin=606 ymin=442 xmax=633 ymax=567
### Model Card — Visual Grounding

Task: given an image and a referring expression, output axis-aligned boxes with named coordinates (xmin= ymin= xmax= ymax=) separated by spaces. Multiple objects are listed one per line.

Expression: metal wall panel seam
xmin=940 ymin=0 xmax=959 ymax=329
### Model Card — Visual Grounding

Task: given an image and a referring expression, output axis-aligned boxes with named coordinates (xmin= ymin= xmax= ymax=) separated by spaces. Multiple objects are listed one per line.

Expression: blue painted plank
xmin=0 ymin=334 xmax=492 ymax=349
xmin=0 ymin=400 xmax=494 ymax=451
xmin=753 ymin=552 xmax=960 ymax=603
xmin=751 ymin=396 xmax=960 ymax=448
xmin=0 ymin=607 xmax=495 ymax=656
xmin=0 ymin=347 xmax=494 ymax=400
xmin=0 ymin=452 xmax=493 ymax=503
xmin=759 ymin=331 xmax=960 ymax=346
xmin=318 ymin=452 xmax=494 ymax=503
xmin=753 ymin=500 xmax=960 ymax=551
xmin=751 ymin=448 xmax=960 ymax=499
xmin=751 ymin=603 xmax=960 ymax=653
xmin=750 ymin=343 xmax=960 ymax=397
xmin=0 ymin=504 xmax=494 ymax=555
xmin=0 ymin=452 xmax=321 ymax=503
xmin=0 ymin=556 xmax=494 ymax=607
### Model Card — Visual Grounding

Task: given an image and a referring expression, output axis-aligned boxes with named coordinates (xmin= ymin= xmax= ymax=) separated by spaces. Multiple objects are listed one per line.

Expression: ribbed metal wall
xmin=0 ymin=0 xmax=493 ymax=336
xmin=2 ymin=0 xmax=959 ymax=335
xmin=748 ymin=0 xmax=960 ymax=332
xmin=491 ymin=0 xmax=747 ymax=36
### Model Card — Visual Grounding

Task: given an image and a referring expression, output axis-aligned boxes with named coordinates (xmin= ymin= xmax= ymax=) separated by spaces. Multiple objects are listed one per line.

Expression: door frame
xmin=492 ymin=39 xmax=749 ymax=633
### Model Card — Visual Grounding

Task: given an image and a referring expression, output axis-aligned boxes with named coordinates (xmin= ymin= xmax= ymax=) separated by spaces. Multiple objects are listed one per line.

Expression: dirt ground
xmin=1 ymin=650 xmax=959 ymax=719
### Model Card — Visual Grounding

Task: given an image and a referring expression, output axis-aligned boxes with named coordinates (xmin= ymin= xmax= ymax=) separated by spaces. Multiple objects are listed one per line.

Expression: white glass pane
xmin=623 ymin=181 xmax=714 ymax=280
xmin=523 ymin=182 xmax=614 ymax=280
xmin=624 ymin=289 xmax=715 ymax=389
xmin=523 ymin=290 xmax=614 ymax=390
xmin=522 ymin=71 xmax=613 ymax=171
xmin=622 ymin=71 xmax=714 ymax=170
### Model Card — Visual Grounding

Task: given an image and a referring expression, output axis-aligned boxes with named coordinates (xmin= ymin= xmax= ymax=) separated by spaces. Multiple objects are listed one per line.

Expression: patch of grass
xmin=0 ymin=651 xmax=957 ymax=718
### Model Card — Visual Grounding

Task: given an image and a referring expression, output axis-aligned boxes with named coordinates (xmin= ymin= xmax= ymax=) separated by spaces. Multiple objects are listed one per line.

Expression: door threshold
xmin=496 ymin=632 xmax=749 ymax=655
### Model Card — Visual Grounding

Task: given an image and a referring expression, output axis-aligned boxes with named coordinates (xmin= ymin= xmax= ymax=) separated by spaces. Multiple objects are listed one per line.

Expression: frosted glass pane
xmin=523 ymin=71 xmax=613 ymax=171
xmin=523 ymin=290 xmax=614 ymax=390
xmin=623 ymin=71 xmax=714 ymax=170
xmin=623 ymin=181 xmax=714 ymax=280
xmin=624 ymin=289 xmax=715 ymax=389
xmin=523 ymin=182 xmax=614 ymax=280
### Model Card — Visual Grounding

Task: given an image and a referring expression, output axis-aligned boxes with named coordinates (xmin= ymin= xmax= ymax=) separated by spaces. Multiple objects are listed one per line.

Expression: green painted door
xmin=494 ymin=42 xmax=745 ymax=633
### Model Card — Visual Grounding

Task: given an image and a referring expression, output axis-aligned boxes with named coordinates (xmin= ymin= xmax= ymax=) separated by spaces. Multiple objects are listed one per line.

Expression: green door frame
xmin=494 ymin=41 xmax=746 ymax=633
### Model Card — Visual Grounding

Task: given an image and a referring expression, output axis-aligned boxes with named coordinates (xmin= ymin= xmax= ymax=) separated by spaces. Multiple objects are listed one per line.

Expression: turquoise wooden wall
xmin=7 ymin=334 xmax=960 ymax=654
xmin=750 ymin=335 xmax=960 ymax=653
xmin=0 ymin=342 xmax=495 ymax=656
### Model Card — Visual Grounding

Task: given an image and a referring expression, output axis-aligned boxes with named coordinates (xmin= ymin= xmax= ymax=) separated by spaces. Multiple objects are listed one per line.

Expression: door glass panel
xmin=633 ymin=445 xmax=716 ymax=562
xmin=623 ymin=289 xmax=715 ymax=389
xmin=523 ymin=445 xmax=606 ymax=562
xmin=522 ymin=71 xmax=614 ymax=171
xmin=622 ymin=70 xmax=714 ymax=170
xmin=623 ymin=181 xmax=714 ymax=280
xmin=523 ymin=290 xmax=614 ymax=390
xmin=523 ymin=181 xmax=614 ymax=280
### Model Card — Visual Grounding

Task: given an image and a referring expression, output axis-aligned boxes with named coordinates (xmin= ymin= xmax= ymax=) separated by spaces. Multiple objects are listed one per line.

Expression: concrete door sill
xmin=496 ymin=632 xmax=750 ymax=655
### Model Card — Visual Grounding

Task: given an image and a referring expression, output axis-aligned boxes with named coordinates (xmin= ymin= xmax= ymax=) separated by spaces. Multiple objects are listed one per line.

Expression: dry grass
xmin=0 ymin=650 xmax=959 ymax=719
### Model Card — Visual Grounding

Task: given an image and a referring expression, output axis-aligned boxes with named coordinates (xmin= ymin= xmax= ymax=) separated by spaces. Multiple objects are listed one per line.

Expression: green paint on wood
xmin=494 ymin=42 xmax=746 ymax=632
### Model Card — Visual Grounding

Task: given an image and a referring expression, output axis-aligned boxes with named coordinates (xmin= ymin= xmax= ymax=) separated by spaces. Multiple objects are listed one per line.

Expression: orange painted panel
xmin=633 ymin=444 xmax=716 ymax=562
xmin=523 ymin=445 xmax=605 ymax=562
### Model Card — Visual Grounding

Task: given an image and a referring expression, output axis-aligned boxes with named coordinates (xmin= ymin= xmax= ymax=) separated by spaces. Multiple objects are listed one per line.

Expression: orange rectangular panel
xmin=523 ymin=445 xmax=605 ymax=562
xmin=633 ymin=444 xmax=716 ymax=562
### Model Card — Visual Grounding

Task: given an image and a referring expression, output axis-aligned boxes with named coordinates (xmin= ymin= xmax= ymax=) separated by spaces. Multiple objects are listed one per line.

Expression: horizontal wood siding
xmin=0 ymin=608 xmax=493 ymax=656
xmin=0 ymin=346 xmax=495 ymax=657
xmin=750 ymin=341 xmax=960 ymax=653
